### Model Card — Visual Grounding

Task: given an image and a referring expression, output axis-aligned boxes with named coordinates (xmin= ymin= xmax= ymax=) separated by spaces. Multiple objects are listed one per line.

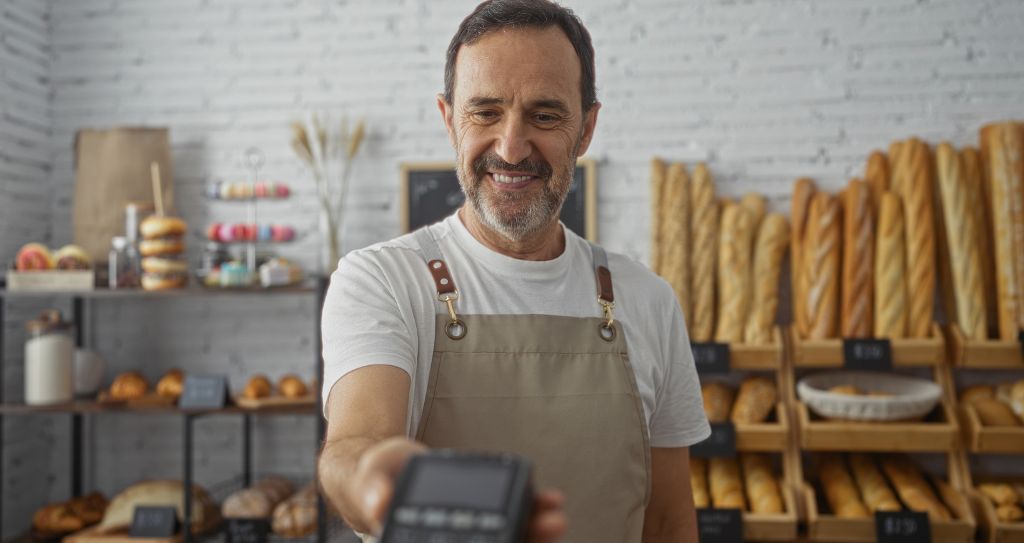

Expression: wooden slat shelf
xmin=0 ymin=401 xmax=315 ymax=416
xmin=0 ymin=281 xmax=319 ymax=299
xmin=945 ymin=325 xmax=1024 ymax=369
xmin=730 ymin=327 xmax=786 ymax=369
xmin=790 ymin=325 xmax=945 ymax=367
xmin=796 ymin=399 xmax=959 ymax=452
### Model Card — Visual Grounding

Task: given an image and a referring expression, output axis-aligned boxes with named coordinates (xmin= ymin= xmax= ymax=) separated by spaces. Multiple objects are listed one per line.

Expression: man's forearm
xmin=641 ymin=506 xmax=698 ymax=543
xmin=318 ymin=435 xmax=379 ymax=532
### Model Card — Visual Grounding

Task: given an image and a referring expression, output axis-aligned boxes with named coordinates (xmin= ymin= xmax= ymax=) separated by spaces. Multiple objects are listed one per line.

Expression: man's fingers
xmin=529 ymin=489 xmax=567 ymax=542
xmin=353 ymin=437 xmax=428 ymax=534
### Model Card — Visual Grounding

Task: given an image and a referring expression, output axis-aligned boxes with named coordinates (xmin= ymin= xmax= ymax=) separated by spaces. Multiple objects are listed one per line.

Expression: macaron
xmin=206 ymin=223 xmax=222 ymax=242
xmin=254 ymin=182 xmax=267 ymax=198
xmin=258 ymin=224 xmax=273 ymax=242
xmin=218 ymin=223 xmax=235 ymax=243
xmin=275 ymin=184 xmax=290 ymax=198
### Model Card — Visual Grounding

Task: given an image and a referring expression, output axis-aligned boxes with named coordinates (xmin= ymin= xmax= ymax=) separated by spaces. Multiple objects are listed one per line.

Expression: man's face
xmin=439 ymin=26 xmax=599 ymax=241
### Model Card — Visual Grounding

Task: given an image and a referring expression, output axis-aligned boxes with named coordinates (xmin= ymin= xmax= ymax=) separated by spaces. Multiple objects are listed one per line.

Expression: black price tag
xmin=129 ymin=505 xmax=179 ymax=538
xmin=179 ymin=374 xmax=229 ymax=409
xmin=697 ymin=508 xmax=743 ymax=543
xmin=692 ymin=342 xmax=731 ymax=374
xmin=691 ymin=422 xmax=737 ymax=458
xmin=226 ymin=519 xmax=269 ymax=543
xmin=843 ymin=338 xmax=893 ymax=371
xmin=875 ymin=511 xmax=931 ymax=543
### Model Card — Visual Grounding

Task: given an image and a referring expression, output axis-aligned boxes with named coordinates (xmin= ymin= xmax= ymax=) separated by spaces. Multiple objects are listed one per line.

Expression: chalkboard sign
xmin=697 ymin=508 xmax=743 ymax=543
xmin=692 ymin=342 xmax=731 ymax=374
xmin=875 ymin=511 xmax=931 ymax=543
xmin=400 ymin=159 xmax=597 ymax=241
xmin=179 ymin=374 xmax=229 ymax=410
xmin=843 ymin=338 xmax=893 ymax=372
xmin=691 ymin=422 xmax=737 ymax=458
xmin=226 ymin=518 xmax=269 ymax=543
xmin=129 ymin=505 xmax=179 ymax=537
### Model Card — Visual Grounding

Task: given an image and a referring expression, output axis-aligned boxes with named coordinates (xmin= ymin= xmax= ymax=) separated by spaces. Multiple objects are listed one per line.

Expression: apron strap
xmin=588 ymin=242 xmax=618 ymax=341
xmin=413 ymin=228 xmax=466 ymax=340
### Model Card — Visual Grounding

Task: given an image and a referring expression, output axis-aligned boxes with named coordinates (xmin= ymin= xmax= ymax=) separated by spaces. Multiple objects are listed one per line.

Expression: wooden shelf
xmin=796 ymin=399 xmax=959 ymax=452
xmin=0 ymin=401 xmax=315 ymax=416
xmin=945 ymin=325 xmax=1024 ymax=369
xmin=736 ymin=403 xmax=791 ymax=452
xmin=790 ymin=325 xmax=945 ymax=367
xmin=0 ymin=281 xmax=320 ymax=299
xmin=969 ymin=476 xmax=1024 ymax=543
xmin=730 ymin=327 xmax=786 ymax=369
xmin=959 ymin=403 xmax=1024 ymax=454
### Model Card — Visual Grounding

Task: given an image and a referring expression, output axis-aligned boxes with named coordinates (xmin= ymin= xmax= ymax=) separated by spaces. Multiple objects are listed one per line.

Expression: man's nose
xmin=494 ymin=117 xmax=532 ymax=166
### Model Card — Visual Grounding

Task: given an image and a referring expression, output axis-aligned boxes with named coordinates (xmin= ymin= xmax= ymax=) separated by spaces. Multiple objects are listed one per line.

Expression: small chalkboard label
xmin=876 ymin=511 xmax=931 ymax=543
xmin=691 ymin=422 xmax=737 ymax=458
xmin=843 ymin=338 xmax=893 ymax=371
xmin=129 ymin=505 xmax=178 ymax=538
xmin=178 ymin=374 xmax=229 ymax=410
xmin=697 ymin=508 xmax=743 ymax=543
xmin=226 ymin=519 xmax=269 ymax=543
xmin=692 ymin=342 xmax=730 ymax=374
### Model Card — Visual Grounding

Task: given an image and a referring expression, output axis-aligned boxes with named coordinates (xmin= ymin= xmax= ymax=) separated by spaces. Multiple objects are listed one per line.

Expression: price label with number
xmin=697 ymin=508 xmax=743 ymax=543
xmin=691 ymin=422 xmax=736 ymax=459
xmin=129 ymin=505 xmax=179 ymax=538
xmin=692 ymin=342 xmax=731 ymax=375
xmin=179 ymin=374 xmax=229 ymax=409
xmin=226 ymin=519 xmax=269 ymax=543
xmin=843 ymin=338 xmax=893 ymax=371
xmin=876 ymin=511 xmax=931 ymax=543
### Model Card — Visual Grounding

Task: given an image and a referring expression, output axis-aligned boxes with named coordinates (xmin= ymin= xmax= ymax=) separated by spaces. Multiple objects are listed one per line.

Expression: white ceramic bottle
xmin=24 ymin=310 xmax=74 ymax=405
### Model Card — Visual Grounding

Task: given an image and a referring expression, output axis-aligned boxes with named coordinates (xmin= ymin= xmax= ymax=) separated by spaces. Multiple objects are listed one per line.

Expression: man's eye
xmin=472 ymin=110 xmax=499 ymax=120
xmin=534 ymin=113 xmax=559 ymax=123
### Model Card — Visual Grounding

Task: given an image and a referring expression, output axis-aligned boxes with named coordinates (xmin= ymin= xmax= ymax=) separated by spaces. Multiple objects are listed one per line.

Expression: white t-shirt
xmin=322 ymin=213 xmax=710 ymax=448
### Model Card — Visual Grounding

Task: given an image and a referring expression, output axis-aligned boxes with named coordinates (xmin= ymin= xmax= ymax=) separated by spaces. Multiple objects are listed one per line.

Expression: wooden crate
xmin=970 ymin=476 xmax=1024 ymax=543
xmin=796 ymin=398 xmax=959 ymax=452
xmin=790 ymin=324 xmax=945 ymax=367
xmin=6 ymin=269 xmax=94 ymax=291
xmin=736 ymin=402 xmax=790 ymax=452
xmin=64 ymin=527 xmax=180 ymax=543
xmin=945 ymin=324 xmax=1024 ymax=369
xmin=958 ymin=402 xmax=1024 ymax=454
xmin=731 ymin=327 xmax=785 ymax=370
xmin=698 ymin=450 xmax=800 ymax=541
xmin=803 ymin=452 xmax=976 ymax=543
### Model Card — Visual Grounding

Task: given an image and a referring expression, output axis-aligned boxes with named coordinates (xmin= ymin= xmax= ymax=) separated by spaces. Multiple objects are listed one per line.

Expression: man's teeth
xmin=492 ymin=173 xmax=532 ymax=184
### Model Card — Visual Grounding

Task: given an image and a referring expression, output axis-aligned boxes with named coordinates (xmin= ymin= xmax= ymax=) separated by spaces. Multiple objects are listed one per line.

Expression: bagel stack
xmin=139 ymin=215 xmax=188 ymax=290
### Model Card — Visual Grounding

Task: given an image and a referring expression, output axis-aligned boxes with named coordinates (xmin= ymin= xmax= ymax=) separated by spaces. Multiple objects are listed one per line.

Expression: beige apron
xmin=412 ymin=228 xmax=651 ymax=542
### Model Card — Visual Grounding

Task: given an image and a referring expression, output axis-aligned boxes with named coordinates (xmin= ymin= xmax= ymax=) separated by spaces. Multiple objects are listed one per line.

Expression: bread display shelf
xmin=0 ymin=401 xmax=315 ymax=416
xmin=735 ymin=402 xmax=790 ymax=451
xmin=0 ymin=283 xmax=317 ymax=299
xmin=789 ymin=324 xmax=945 ymax=367
xmin=696 ymin=450 xmax=801 ymax=541
xmin=233 ymin=394 xmax=317 ymax=409
xmin=796 ymin=398 xmax=959 ymax=451
xmin=959 ymin=402 xmax=1024 ymax=454
xmin=5 ymin=269 xmax=94 ymax=292
xmin=970 ymin=476 xmax=1024 ymax=543
xmin=946 ymin=325 xmax=1024 ymax=368
xmin=65 ymin=527 xmax=181 ymax=543
xmin=730 ymin=327 xmax=785 ymax=369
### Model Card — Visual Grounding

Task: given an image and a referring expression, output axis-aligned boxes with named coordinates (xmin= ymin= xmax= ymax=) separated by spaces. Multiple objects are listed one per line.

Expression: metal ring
xmin=598 ymin=322 xmax=616 ymax=342
xmin=445 ymin=319 xmax=468 ymax=340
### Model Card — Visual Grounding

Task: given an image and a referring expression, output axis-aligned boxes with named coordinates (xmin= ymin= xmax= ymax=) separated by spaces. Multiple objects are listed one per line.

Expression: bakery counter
xmin=946 ymin=325 xmax=1024 ymax=369
xmin=789 ymin=325 xmax=945 ymax=367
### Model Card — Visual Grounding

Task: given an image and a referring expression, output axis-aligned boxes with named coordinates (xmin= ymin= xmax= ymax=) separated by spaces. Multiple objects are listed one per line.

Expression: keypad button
xmin=423 ymin=509 xmax=448 ymax=528
xmin=394 ymin=507 xmax=420 ymax=525
xmin=450 ymin=510 xmax=475 ymax=530
xmin=385 ymin=527 xmax=419 ymax=543
xmin=465 ymin=535 xmax=497 ymax=543
xmin=477 ymin=513 xmax=507 ymax=531
xmin=427 ymin=532 xmax=457 ymax=543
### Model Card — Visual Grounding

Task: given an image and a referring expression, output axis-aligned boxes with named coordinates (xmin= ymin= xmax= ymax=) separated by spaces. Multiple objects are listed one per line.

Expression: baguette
xmin=689 ymin=164 xmax=718 ymax=341
xmin=874 ymin=192 xmax=908 ymax=338
xmin=744 ymin=214 xmax=790 ymax=344
xmin=841 ymin=179 xmax=875 ymax=338
xmin=865 ymin=151 xmax=890 ymax=209
xmin=690 ymin=458 xmax=710 ymax=508
xmin=740 ymin=192 xmax=767 ymax=234
xmin=716 ymin=204 xmax=755 ymax=343
xmin=791 ymin=178 xmax=818 ymax=338
xmin=880 ymin=456 xmax=951 ymax=521
xmin=848 ymin=454 xmax=901 ymax=512
xmin=731 ymin=376 xmax=777 ymax=424
xmin=890 ymin=140 xmax=911 ymax=196
xmin=962 ymin=146 xmax=999 ymax=337
xmin=649 ymin=158 xmax=668 ymax=276
xmin=897 ymin=140 xmax=937 ymax=338
xmin=661 ymin=163 xmax=692 ymax=320
xmin=981 ymin=122 xmax=1024 ymax=339
xmin=741 ymin=454 xmax=784 ymax=514
xmin=803 ymin=192 xmax=842 ymax=339
xmin=710 ymin=457 xmax=747 ymax=510
xmin=819 ymin=454 xmax=869 ymax=518
xmin=936 ymin=143 xmax=987 ymax=339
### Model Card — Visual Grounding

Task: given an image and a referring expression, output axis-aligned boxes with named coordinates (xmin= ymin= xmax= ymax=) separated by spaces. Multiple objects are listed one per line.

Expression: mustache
xmin=472 ymin=153 xmax=553 ymax=179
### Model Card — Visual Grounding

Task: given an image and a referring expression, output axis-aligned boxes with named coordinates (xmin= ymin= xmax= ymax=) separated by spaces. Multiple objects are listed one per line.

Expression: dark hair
xmin=443 ymin=0 xmax=597 ymax=111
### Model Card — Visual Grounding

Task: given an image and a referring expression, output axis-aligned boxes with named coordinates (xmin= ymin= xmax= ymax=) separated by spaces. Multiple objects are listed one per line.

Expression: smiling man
xmin=318 ymin=1 xmax=709 ymax=541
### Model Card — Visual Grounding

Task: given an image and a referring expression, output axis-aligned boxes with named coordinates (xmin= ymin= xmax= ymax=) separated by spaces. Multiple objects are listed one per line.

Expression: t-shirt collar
xmin=446 ymin=211 xmax=575 ymax=280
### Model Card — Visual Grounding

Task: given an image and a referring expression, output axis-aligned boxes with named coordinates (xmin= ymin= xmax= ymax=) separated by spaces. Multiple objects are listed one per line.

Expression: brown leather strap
xmin=427 ymin=259 xmax=457 ymax=295
xmin=597 ymin=265 xmax=614 ymax=303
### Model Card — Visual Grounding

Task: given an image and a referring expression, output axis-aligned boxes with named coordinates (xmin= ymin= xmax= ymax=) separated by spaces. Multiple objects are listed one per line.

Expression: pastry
xmin=702 ymin=382 xmax=734 ymax=423
xmin=849 ymin=454 xmax=901 ymax=512
xmin=731 ymin=377 xmax=777 ymax=424
xmin=689 ymin=164 xmax=718 ymax=341
xmin=740 ymin=193 xmax=767 ymax=232
xmin=140 ymin=216 xmax=187 ymax=238
xmin=279 ymin=374 xmax=308 ymax=398
xmin=978 ymin=483 xmax=1021 ymax=506
xmin=223 ymin=476 xmax=295 ymax=518
xmin=53 ymin=245 xmax=92 ymax=270
xmin=980 ymin=122 xmax=1024 ymax=340
xmin=244 ymin=374 xmax=273 ymax=399
xmin=972 ymin=398 xmax=1020 ymax=427
xmin=138 ymin=238 xmax=185 ymax=257
xmin=272 ymin=482 xmax=318 ymax=537
xmin=661 ymin=163 xmax=692 ymax=320
xmin=68 ymin=492 xmax=108 ymax=526
xmin=140 ymin=273 xmax=187 ymax=291
xmin=96 ymin=480 xmax=219 ymax=534
xmin=874 ymin=192 xmax=908 ymax=338
xmin=961 ymin=146 xmax=999 ymax=337
xmin=109 ymin=371 xmax=148 ymax=400
xmin=865 ymin=151 xmax=890 ymax=209
xmin=997 ymin=504 xmax=1024 ymax=522
xmin=803 ymin=192 xmax=841 ymax=339
xmin=650 ymin=158 xmax=668 ymax=276
xmin=959 ymin=385 xmax=994 ymax=404
xmin=841 ymin=179 xmax=875 ymax=338
xmin=709 ymin=458 xmax=746 ymax=510
xmin=829 ymin=385 xmax=862 ymax=396
xmin=896 ymin=140 xmax=936 ymax=338
xmin=819 ymin=454 xmax=869 ymax=518
xmin=1010 ymin=379 xmax=1024 ymax=418
xmin=716 ymin=205 xmax=755 ymax=343
xmin=741 ymin=454 xmax=783 ymax=514
xmin=33 ymin=503 xmax=83 ymax=534
xmin=744 ymin=213 xmax=789 ymax=344
xmin=156 ymin=369 xmax=184 ymax=400
xmin=791 ymin=178 xmax=817 ymax=338
xmin=15 ymin=242 xmax=54 ymax=271
xmin=880 ymin=456 xmax=951 ymax=521
xmin=690 ymin=458 xmax=709 ymax=508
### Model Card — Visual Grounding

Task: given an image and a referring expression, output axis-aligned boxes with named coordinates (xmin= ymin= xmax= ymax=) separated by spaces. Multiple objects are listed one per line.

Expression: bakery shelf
xmin=736 ymin=402 xmax=790 ymax=452
xmin=958 ymin=403 xmax=1024 ymax=454
xmin=697 ymin=451 xmax=800 ymax=541
xmin=789 ymin=324 xmax=945 ymax=367
xmin=969 ymin=476 xmax=1024 ymax=543
xmin=0 ymin=401 xmax=315 ymax=416
xmin=945 ymin=325 xmax=1024 ymax=369
xmin=730 ymin=327 xmax=786 ymax=369
xmin=795 ymin=398 xmax=959 ymax=452
xmin=0 ymin=282 xmax=318 ymax=299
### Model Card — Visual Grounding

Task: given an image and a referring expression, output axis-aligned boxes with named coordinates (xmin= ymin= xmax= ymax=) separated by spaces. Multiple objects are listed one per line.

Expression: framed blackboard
xmin=400 ymin=159 xmax=597 ymax=241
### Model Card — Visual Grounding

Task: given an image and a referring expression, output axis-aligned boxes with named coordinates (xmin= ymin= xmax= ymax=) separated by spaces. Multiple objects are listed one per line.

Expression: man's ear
xmin=576 ymin=102 xmax=601 ymax=157
xmin=437 ymin=93 xmax=457 ymax=149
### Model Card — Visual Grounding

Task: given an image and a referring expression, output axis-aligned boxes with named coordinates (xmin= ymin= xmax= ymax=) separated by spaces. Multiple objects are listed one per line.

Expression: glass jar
xmin=24 ymin=310 xmax=75 ymax=405
xmin=109 ymin=236 xmax=138 ymax=289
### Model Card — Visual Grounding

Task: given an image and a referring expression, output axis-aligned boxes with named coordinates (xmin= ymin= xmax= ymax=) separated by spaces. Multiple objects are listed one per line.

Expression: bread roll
xmin=650 ymin=158 xmax=668 ymax=276
xmin=272 ymin=482 xmax=317 ymax=537
xmin=959 ymin=385 xmax=994 ymax=405
xmin=849 ymin=454 xmax=901 ymax=512
xmin=741 ymin=454 xmax=783 ymax=514
xmin=981 ymin=122 xmax=1024 ymax=339
xmin=689 ymin=164 xmax=718 ymax=342
xmin=661 ymin=163 xmax=692 ymax=320
xmin=33 ymin=503 xmax=84 ymax=534
xmin=731 ymin=377 xmax=777 ymax=424
xmin=803 ymin=192 xmax=841 ymax=339
xmin=880 ymin=456 xmax=951 ymax=521
xmin=222 ymin=477 xmax=295 ymax=518
xmin=1011 ymin=379 xmax=1024 ymax=418
xmin=865 ymin=151 xmax=890 ymax=209
xmin=875 ymin=192 xmax=909 ymax=338
xmin=791 ymin=178 xmax=818 ymax=338
xmin=996 ymin=504 xmax=1024 ymax=522
xmin=702 ymin=382 xmax=735 ymax=423
xmin=109 ymin=371 xmax=149 ymax=400
xmin=744 ymin=214 xmax=790 ymax=344
xmin=156 ymin=369 xmax=184 ymax=400
xmin=978 ymin=483 xmax=1021 ymax=506
xmin=710 ymin=457 xmax=747 ymax=510
xmin=278 ymin=374 xmax=308 ymax=398
xmin=896 ymin=140 xmax=936 ymax=338
xmin=740 ymin=193 xmax=767 ymax=233
xmin=244 ymin=374 xmax=273 ymax=399
xmin=973 ymin=398 xmax=1021 ymax=426
xmin=819 ymin=454 xmax=869 ymax=518
xmin=716 ymin=205 xmax=755 ymax=342
xmin=690 ymin=458 xmax=710 ymax=508
xmin=841 ymin=180 xmax=875 ymax=338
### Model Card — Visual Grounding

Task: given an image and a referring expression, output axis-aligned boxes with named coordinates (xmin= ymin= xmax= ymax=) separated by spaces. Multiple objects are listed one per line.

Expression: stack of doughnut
xmin=139 ymin=215 xmax=188 ymax=290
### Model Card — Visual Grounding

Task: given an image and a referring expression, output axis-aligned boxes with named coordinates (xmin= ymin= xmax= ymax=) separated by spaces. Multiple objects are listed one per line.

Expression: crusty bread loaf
xmin=222 ymin=477 xmax=294 ymax=518
xmin=977 ymin=483 xmax=1021 ymax=506
xmin=874 ymin=192 xmax=908 ymax=338
xmin=972 ymin=398 xmax=1021 ymax=426
xmin=880 ymin=456 xmax=951 ymax=521
xmin=819 ymin=454 xmax=869 ymax=518
xmin=865 ymin=151 xmax=890 ymax=209
xmin=703 ymin=382 xmax=735 ymax=423
xmin=661 ymin=163 xmax=692 ymax=320
xmin=650 ymin=158 xmax=668 ymax=276
xmin=848 ymin=454 xmax=901 ymax=512
xmin=710 ymin=457 xmax=747 ymax=510
xmin=980 ymin=122 xmax=1024 ymax=340
xmin=691 ymin=458 xmax=710 ymax=508
xmin=741 ymin=454 xmax=784 ymax=514
xmin=731 ymin=377 xmax=777 ymax=424
xmin=791 ymin=178 xmax=818 ymax=338
xmin=689 ymin=163 xmax=718 ymax=342
xmin=740 ymin=192 xmax=767 ymax=233
xmin=895 ymin=140 xmax=936 ymax=338
xmin=959 ymin=385 xmax=995 ymax=405
xmin=936 ymin=143 xmax=988 ymax=339
xmin=716 ymin=205 xmax=755 ymax=342
xmin=961 ymin=146 xmax=999 ymax=338
xmin=272 ymin=483 xmax=317 ymax=538
xmin=841 ymin=179 xmax=875 ymax=338
xmin=803 ymin=192 xmax=841 ymax=339
xmin=744 ymin=213 xmax=790 ymax=344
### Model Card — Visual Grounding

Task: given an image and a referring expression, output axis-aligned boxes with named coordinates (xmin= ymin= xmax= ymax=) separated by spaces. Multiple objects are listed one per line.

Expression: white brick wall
xmin=0 ymin=0 xmax=1022 ymax=537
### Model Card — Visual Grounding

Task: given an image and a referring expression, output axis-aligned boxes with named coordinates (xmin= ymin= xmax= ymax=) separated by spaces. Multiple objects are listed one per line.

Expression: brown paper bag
xmin=73 ymin=127 xmax=175 ymax=261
